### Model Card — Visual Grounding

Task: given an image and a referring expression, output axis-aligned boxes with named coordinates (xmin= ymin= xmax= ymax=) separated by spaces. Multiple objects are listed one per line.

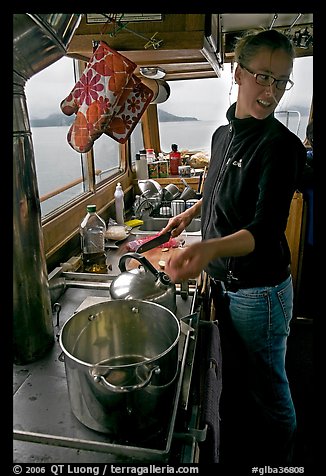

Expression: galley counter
xmin=14 ymin=231 xmax=222 ymax=464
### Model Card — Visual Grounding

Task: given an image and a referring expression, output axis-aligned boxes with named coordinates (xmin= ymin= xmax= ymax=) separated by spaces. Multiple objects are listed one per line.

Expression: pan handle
xmin=91 ymin=364 xmax=161 ymax=393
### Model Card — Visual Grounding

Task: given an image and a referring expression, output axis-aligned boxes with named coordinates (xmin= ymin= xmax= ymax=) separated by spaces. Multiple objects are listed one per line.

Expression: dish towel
xmin=200 ymin=367 xmax=221 ymax=463
xmin=198 ymin=320 xmax=222 ymax=463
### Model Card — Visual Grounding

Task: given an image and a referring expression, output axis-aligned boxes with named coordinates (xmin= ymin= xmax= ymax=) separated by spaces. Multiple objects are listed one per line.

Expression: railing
xmin=275 ymin=110 xmax=301 ymax=136
xmin=40 ymin=169 xmax=105 ymax=202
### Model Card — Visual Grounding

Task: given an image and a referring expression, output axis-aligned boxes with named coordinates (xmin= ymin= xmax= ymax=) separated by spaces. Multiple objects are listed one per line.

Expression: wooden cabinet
xmin=67 ymin=14 xmax=222 ymax=80
xmin=285 ymin=191 xmax=306 ymax=299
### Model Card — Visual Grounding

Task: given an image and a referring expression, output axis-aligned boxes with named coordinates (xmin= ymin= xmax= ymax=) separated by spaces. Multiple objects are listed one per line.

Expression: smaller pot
xmin=162 ymin=183 xmax=181 ymax=201
xmin=138 ymin=179 xmax=162 ymax=197
xmin=110 ymin=252 xmax=177 ymax=313
xmin=179 ymin=186 xmax=197 ymax=201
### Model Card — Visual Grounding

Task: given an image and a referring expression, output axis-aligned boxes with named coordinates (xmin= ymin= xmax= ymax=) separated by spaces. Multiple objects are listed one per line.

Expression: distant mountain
xmin=158 ymin=109 xmax=198 ymax=122
xmin=30 ymin=113 xmax=74 ymax=127
xmin=30 ymin=109 xmax=198 ymax=127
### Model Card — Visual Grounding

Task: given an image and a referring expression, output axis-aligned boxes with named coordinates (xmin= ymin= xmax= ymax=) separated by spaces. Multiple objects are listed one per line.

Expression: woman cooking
xmin=160 ymin=29 xmax=307 ymax=464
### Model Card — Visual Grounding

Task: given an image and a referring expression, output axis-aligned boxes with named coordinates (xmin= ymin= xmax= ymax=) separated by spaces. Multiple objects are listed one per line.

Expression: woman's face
xmin=234 ymin=47 xmax=293 ymax=120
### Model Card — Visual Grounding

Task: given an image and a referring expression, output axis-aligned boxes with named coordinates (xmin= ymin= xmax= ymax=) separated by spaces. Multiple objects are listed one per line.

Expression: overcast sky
xmin=25 ymin=55 xmax=313 ymax=122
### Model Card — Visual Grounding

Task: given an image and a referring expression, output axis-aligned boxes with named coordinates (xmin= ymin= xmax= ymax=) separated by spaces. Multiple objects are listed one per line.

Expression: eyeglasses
xmin=239 ymin=64 xmax=294 ymax=91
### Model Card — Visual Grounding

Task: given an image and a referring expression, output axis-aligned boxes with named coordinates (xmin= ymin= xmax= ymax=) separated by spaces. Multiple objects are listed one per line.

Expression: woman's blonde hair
xmin=234 ymin=29 xmax=296 ymax=66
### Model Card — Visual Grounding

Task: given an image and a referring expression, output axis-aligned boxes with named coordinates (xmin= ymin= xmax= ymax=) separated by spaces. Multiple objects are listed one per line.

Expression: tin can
xmin=171 ymin=199 xmax=185 ymax=216
xmin=148 ymin=162 xmax=159 ymax=179
xmin=159 ymin=160 xmax=168 ymax=178
xmin=185 ymin=199 xmax=199 ymax=209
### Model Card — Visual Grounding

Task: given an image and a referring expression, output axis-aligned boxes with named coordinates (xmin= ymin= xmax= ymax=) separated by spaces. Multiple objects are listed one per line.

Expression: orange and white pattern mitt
xmin=60 ymin=41 xmax=137 ymax=152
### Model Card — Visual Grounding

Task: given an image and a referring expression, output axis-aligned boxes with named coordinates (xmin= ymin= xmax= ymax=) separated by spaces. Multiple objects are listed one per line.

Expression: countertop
xmin=13 ymin=232 xmax=203 ymax=464
xmin=13 ymin=287 xmax=199 ymax=463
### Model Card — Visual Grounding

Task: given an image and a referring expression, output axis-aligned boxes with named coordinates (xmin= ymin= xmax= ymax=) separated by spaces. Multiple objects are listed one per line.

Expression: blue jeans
xmin=214 ymin=276 xmax=296 ymax=463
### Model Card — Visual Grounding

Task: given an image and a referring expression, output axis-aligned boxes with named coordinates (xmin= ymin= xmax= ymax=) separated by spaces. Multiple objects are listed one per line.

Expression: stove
xmin=13 ymin=268 xmax=205 ymax=463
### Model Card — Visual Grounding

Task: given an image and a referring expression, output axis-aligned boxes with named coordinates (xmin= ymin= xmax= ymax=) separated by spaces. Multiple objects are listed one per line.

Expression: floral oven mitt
xmin=61 ymin=41 xmax=153 ymax=152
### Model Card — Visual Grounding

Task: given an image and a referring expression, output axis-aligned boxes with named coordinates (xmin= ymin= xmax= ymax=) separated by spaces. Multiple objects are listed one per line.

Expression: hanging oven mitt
xmin=104 ymin=74 xmax=153 ymax=144
xmin=60 ymin=41 xmax=137 ymax=153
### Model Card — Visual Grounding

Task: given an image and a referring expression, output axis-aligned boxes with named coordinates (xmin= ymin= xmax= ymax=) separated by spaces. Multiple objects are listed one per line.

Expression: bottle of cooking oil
xmin=80 ymin=204 xmax=107 ymax=273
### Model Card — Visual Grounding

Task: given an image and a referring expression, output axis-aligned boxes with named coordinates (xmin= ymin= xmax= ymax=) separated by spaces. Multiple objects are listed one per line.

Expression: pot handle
xmin=92 ymin=364 xmax=161 ymax=393
xmin=119 ymin=252 xmax=159 ymax=278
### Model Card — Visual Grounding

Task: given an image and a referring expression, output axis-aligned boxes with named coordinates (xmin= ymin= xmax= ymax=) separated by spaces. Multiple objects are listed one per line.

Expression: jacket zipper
xmin=226 ymin=258 xmax=239 ymax=285
xmin=203 ymin=124 xmax=234 ymax=238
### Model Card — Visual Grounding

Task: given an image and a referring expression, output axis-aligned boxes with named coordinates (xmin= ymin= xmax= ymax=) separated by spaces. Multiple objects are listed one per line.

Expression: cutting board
xmin=108 ymin=234 xmax=201 ymax=276
xmin=119 ymin=239 xmax=184 ymax=271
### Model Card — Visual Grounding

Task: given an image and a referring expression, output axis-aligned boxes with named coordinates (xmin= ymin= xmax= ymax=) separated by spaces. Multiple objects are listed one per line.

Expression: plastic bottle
xmin=146 ymin=148 xmax=156 ymax=163
xmin=135 ymin=152 xmax=149 ymax=180
xmin=80 ymin=204 xmax=107 ymax=273
xmin=169 ymin=144 xmax=182 ymax=175
xmin=114 ymin=182 xmax=125 ymax=225
xmin=139 ymin=149 xmax=149 ymax=179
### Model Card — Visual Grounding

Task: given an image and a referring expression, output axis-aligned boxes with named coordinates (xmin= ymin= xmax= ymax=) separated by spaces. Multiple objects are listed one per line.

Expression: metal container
xmin=162 ymin=183 xmax=181 ymax=201
xmin=186 ymin=199 xmax=200 ymax=209
xmin=137 ymin=179 xmax=162 ymax=197
xmin=171 ymin=199 xmax=186 ymax=216
xmin=179 ymin=186 xmax=197 ymax=201
xmin=59 ymin=299 xmax=180 ymax=438
xmin=110 ymin=253 xmax=177 ymax=313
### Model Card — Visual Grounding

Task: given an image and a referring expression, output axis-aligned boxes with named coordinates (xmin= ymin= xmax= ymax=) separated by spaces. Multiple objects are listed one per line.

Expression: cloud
xmin=26 ymin=56 xmax=75 ymax=119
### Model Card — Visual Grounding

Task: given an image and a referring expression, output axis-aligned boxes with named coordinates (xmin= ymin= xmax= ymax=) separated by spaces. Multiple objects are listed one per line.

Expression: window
xmin=157 ymin=57 xmax=313 ymax=154
xmin=93 ymin=134 xmax=121 ymax=184
xmin=275 ymin=56 xmax=313 ymax=139
xmin=25 ymin=56 xmax=123 ymax=217
xmin=129 ymin=121 xmax=145 ymax=166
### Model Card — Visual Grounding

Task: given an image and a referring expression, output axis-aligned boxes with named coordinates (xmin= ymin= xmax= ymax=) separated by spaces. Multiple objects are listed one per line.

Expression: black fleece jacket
xmin=201 ymin=102 xmax=307 ymax=287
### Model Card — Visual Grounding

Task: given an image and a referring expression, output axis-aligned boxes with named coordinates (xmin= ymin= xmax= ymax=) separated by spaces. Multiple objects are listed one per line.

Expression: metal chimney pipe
xmin=13 ymin=14 xmax=82 ymax=364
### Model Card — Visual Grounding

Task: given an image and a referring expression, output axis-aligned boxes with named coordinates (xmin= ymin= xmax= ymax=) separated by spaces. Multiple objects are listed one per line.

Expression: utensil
xmin=180 ymin=177 xmax=189 ymax=188
xmin=199 ymin=166 xmax=207 ymax=195
xmin=135 ymin=230 xmax=172 ymax=253
xmin=197 ymin=170 xmax=204 ymax=193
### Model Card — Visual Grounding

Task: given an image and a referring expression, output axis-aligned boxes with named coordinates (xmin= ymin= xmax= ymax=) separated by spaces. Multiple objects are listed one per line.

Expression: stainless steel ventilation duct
xmin=13 ymin=14 xmax=82 ymax=364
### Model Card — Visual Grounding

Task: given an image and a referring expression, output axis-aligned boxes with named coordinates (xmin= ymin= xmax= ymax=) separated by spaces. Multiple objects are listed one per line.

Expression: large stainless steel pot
xmin=110 ymin=252 xmax=177 ymax=313
xmin=59 ymin=299 xmax=180 ymax=438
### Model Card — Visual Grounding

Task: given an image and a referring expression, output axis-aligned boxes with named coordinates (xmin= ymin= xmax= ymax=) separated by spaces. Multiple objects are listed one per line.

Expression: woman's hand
xmin=164 ymin=229 xmax=255 ymax=283
xmin=165 ymin=240 xmax=215 ymax=282
xmin=160 ymin=198 xmax=202 ymax=237
xmin=160 ymin=211 xmax=192 ymax=238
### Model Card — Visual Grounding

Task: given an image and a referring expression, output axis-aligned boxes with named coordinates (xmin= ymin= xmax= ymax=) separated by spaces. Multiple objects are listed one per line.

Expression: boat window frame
xmin=35 ymin=58 xmax=132 ymax=261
